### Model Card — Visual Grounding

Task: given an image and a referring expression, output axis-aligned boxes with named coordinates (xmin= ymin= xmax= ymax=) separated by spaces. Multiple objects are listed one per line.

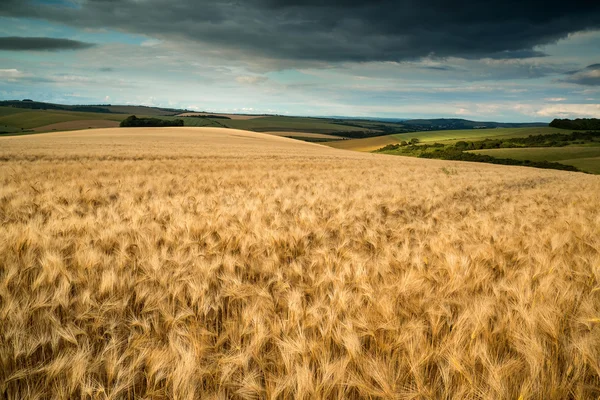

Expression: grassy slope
xmin=0 ymin=107 xmax=33 ymax=117
xmin=471 ymin=146 xmax=600 ymax=174
xmin=327 ymin=127 xmax=568 ymax=152
xmin=104 ymin=105 xmax=181 ymax=116
xmin=562 ymin=158 xmax=600 ymax=174
xmin=1 ymin=128 xmax=600 ymax=398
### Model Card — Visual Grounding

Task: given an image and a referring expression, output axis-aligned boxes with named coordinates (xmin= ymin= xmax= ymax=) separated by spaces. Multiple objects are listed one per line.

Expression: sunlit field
xmin=1 ymin=127 xmax=600 ymax=399
xmin=325 ymin=127 xmax=569 ymax=152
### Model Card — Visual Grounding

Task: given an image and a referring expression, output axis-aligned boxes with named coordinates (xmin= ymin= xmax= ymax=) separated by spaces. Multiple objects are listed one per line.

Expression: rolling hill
xmin=1 ymin=100 xmax=549 ymax=140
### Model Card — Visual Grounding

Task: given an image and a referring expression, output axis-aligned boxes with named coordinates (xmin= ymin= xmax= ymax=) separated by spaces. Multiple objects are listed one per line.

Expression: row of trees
xmin=417 ymin=148 xmax=581 ymax=172
xmin=120 ymin=115 xmax=184 ymax=127
xmin=550 ymin=118 xmax=600 ymax=130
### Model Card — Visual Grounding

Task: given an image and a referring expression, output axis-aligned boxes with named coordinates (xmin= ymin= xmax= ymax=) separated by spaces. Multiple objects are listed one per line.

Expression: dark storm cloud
xmin=0 ymin=36 xmax=95 ymax=51
xmin=562 ymin=64 xmax=600 ymax=86
xmin=1 ymin=0 xmax=599 ymax=62
xmin=422 ymin=66 xmax=456 ymax=71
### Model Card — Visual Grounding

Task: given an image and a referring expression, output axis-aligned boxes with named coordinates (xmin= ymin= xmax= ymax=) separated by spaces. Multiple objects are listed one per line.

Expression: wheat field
xmin=1 ymin=127 xmax=600 ymax=399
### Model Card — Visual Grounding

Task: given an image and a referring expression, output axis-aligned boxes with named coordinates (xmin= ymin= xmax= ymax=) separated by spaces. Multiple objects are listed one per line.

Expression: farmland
xmin=0 ymin=106 xmax=379 ymax=136
xmin=326 ymin=127 xmax=569 ymax=152
xmin=161 ymin=115 xmax=381 ymax=136
xmin=1 ymin=128 xmax=600 ymax=398
xmin=368 ymin=129 xmax=600 ymax=174
xmin=1 ymin=101 xmax=548 ymax=140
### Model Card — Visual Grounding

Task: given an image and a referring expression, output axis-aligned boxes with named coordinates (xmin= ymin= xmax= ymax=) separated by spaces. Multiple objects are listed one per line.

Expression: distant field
xmin=471 ymin=146 xmax=600 ymax=174
xmin=164 ymin=115 xmax=374 ymax=134
xmin=176 ymin=112 xmax=265 ymax=120
xmin=223 ymin=116 xmax=374 ymax=133
xmin=327 ymin=127 xmax=569 ymax=152
xmin=104 ymin=105 xmax=180 ymax=116
xmin=0 ymin=108 xmax=374 ymax=136
xmin=0 ymin=107 xmax=126 ymax=131
xmin=2 ymin=128 xmax=600 ymax=398
xmin=0 ymin=107 xmax=34 ymax=117
xmin=0 ymin=107 xmax=394 ymax=137
xmin=562 ymin=158 xmax=600 ymax=174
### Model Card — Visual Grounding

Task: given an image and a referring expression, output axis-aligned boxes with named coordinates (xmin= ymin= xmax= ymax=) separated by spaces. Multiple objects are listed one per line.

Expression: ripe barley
xmin=1 ymin=127 xmax=599 ymax=399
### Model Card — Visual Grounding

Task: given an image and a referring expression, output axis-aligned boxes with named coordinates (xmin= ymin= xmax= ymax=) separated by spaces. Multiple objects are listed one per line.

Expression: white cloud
xmin=235 ymin=75 xmax=268 ymax=85
xmin=0 ymin=68 xmax=25 ymax=79
xmin=535 ymin=104 xmax=600 ymax=118
xmin=141 ymin=38 xmax=162 ymax=47
xmin=544 ymin=97 xmax=566 ymax=102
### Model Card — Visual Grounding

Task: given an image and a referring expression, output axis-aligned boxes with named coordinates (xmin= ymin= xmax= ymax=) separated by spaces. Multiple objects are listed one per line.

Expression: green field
xmin=562 ymin=158 xmax=600 ymax=174
xmin=104 ymin=105 xmax=181 ymax=116
xmin=471 ymin=146 xmax=600 ymax=174
xmin=0 ymin=107 xmax=35 ymax=117
xmin=326 ymin=127 xmax=569 ymax=151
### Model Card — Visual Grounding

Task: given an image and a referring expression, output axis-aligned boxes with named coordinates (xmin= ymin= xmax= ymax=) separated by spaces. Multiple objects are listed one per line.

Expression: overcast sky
xmin=1 ymin=0 xmax=599 ymax=121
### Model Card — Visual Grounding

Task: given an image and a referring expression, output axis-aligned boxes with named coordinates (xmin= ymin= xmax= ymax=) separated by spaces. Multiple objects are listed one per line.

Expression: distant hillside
xmin=0 ymin=100 xmax=114 ymax=114
xmin=0 ymin=100 xmax=187 ymax=116
xmin=402 ymin=118 xmax=546 ymax=130
xmin=0 ymin=100 xmax=550 ymax=139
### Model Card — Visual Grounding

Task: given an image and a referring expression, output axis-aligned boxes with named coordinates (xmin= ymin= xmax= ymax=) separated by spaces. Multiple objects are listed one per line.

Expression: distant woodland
xmin=549 ymin=118 xmax=600 ymax=130
xmin=120 ymin=115 xmax=184 ymax=127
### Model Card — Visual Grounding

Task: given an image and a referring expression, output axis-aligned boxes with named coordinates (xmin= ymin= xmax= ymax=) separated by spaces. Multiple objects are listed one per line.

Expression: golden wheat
xmin=1 ymin=127 xmax=600 ymax=399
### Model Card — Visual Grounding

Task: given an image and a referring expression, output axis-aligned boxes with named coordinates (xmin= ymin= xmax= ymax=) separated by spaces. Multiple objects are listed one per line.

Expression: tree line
xmin=549 ymin=118 xmax=600 ymax=130
xmin=120 ymin=115 xmax=184 ymax=127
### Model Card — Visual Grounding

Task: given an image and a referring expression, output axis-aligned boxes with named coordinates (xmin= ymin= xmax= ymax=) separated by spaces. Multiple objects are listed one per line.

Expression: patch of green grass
xmin=560 ymin=158 xmax=600 ymax=174
xmin=471 ymin=146 xmax=600 ymax=174
xmin=0 ymin=126 xmax=24 ymax=134
xmin=0 ymin=107 xmax=37 ymax=117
